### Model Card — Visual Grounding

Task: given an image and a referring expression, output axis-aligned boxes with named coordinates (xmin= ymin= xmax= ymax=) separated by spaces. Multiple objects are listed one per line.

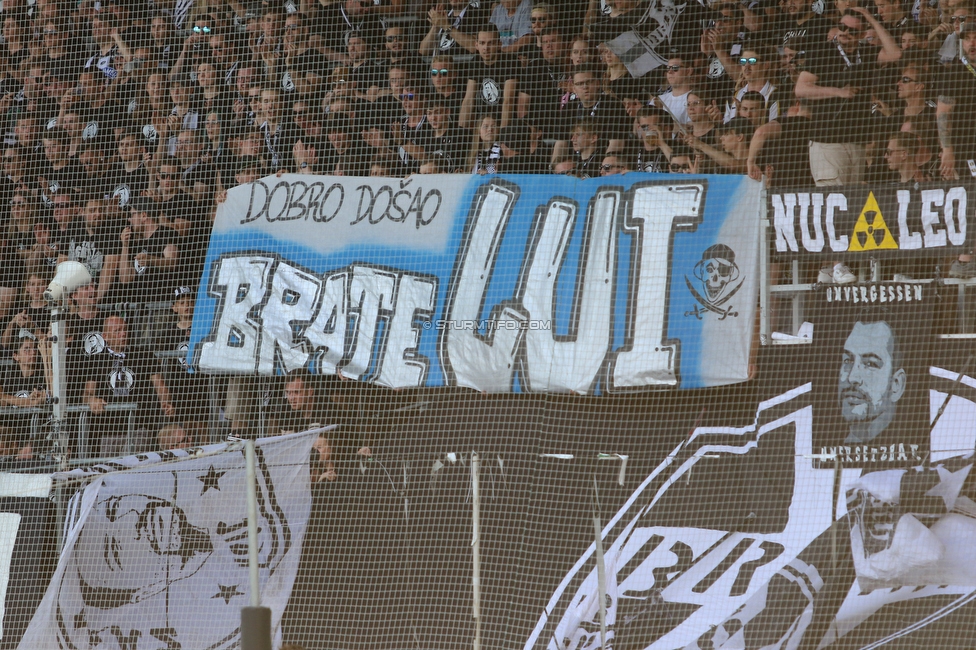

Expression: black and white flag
xmin=17 ymin=430 xmax=318 ymax=650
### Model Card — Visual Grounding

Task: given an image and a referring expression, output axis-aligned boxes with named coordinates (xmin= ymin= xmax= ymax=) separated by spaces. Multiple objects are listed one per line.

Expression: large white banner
xmin=17 ymin=431 xmax=317 ymax=650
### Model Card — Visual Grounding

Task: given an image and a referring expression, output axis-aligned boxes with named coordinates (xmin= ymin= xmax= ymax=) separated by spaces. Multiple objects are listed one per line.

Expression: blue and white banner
xmin=189 ymin=173 xmax=762 ymax=391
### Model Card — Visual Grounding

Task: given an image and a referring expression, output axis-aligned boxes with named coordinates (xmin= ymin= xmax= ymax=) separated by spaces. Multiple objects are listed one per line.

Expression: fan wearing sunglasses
xmin=429 ymin=55 xmax=463 ymax=112
xmin=656 ymin=56 xmax=695 ymax=126
xmin=794 ymin=7 xmax=902 ymax=186
xmin=724 ymin=44 xmax=781 ymax=124
xmin=892 ymin=64 xmax=935 ymax=158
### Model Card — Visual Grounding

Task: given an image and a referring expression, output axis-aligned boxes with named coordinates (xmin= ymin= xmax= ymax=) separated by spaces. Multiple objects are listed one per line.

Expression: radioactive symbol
xmin=848 ymin=192 xmax=898 ymax=251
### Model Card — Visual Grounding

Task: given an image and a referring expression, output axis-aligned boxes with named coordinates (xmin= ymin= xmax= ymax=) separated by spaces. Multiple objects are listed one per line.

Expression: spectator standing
xmin=569 ymin=118 xmax=603 ymax=178
xmin=725 ymin=44 xmax=781 ymax=123
xmin=520 ymin=27 xmax=572 ymax=138
xmin=472 ymin=113 xmax=503 ymax=173
xmin=634 ymin=106 xmax=673 ymax=172
xmin=428 ymin=55 xmax=464 ymax=116
xmin=795 ymin=7 xmax=902 ymax=186
xmin=490 ymin=0 xmax=533 ymax=53
xmin=154 ymin=285 xmax=208 ymax=439
xmin=552 ymin=64 xmax=628 ymax=164
xmin=657 ymin=55 xmax=696 ymax=125
xmin=420 ymin=0 xmax=491 ymax=57
xmin=65 ymin=198 xmax=120 ymax=303
xmin=422 ymin=100 xmax=469 ymax=172
xmin=747 ymin=98 xmax=816 ymax=188
xmin=460 ymin=27 xmax=522 ymax=129
xmin=935 ymin=21 xmax=976 ymax=180
xmin=118 ymin=197 xmax=180 ymax=304
xmin=80 ymin=314 xmax=162 ymax=457
xmin=0 ymin=331 xmax=49 ymax=460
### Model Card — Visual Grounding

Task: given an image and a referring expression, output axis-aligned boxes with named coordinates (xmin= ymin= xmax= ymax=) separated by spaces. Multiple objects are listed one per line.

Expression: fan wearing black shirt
xmin=520 ymin=27 xmax=572 ymax=138
xmin=282 ymin=13 xmax=325 ymax=97
xmin=420 ymin=0 xmax=491 ymax=57
xmin=936 ymin=22 xmax=976 ymax=180
xmin=551 ymin=65 xmax=629 ymax=167
xmin=119 ymin=198 xmax=180 ymax=304
xmin=1 ymin=270 xmax=52 ymax=351
xmin=66 ymin=198 xmax=121 ymax=303
xmin=155 ymin=286 xmax=207 ymax=431
xmin=570 ymin=118 xmax=604 ymax=178
xmin=747 ymin=99 xmax=816 ymax=188
xmin=497 ymin=122 xmax=548 ymax=173
xmin=110 ymin=129 xmax=150 ymax=209
xmin=700 ymin=4 xmax=751 ymax=93
xmin=634 ymin=106 xmax=673 ymax=172
xmin=152 ymin=158 xmax=204 ymax=241
xmin=257 ymin=87 xmax=298 ymax=173
xmin=63 ymin=280 xmax=104 ymax=354
xmin=795 ymin=7 xmax=902 ymax=185
xmin=49 ymin=192 xmax=80 ymax=257
xmin=38 ymin=127 xmax=84 ymax=196
xmin=460 ymin=27 xmax=522 ymax=129
xmin=81 ymin=314 xmax=163 ymax=456
xmin=422 ymin=100 xmax=471 ymax=172
xmin=429 ymin=55 xmax=465 ymax=115
xmin=393 ymin=84 xmax=432 ymax=173
xmin=875 ymin=0 xmax=913 ymax=39
xmin=345 ymin=31 xmax=387 ymax=100
xmin=316 ymin=0 xmax=384 ymax=64
xmin=774 ymin=0 xmax=832 ymax=51
xmin=0 ymin=332 xmax=48 ymax=459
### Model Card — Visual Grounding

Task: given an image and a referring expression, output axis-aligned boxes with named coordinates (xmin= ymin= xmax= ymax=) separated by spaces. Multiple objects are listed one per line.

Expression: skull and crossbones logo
xmin=685 ymin=243 xmax=743 ymax=320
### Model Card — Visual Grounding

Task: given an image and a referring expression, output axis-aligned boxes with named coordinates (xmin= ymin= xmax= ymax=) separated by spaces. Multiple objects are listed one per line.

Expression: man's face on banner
xmin=838 ymin=320 xmax=906 ymax=442
xmin=77 ymin=495 xmax=213 ymax=595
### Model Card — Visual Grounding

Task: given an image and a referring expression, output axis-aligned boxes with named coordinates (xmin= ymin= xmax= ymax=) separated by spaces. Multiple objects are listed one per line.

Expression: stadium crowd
xmin=0 ymin=0 xmax=972 ymax=462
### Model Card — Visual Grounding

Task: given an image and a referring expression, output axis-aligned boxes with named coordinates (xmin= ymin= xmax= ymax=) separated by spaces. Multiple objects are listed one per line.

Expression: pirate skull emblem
xmin=694 ymin=243 xmax=740 ymax=301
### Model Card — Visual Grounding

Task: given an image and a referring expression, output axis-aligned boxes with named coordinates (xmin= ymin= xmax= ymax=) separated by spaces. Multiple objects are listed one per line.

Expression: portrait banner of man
xmin=17 ymin=430 xmax=320 ymax=650
xmin=810 ymin=283 xmax=933 ymax=468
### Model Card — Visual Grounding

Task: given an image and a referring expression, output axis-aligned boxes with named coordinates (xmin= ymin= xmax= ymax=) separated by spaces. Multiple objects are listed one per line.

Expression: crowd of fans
xmin=0 ymin=0 xmax=972 ymax=462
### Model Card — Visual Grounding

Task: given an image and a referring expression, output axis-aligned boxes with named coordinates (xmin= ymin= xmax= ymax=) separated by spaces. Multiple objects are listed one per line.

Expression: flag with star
xmin=16 ymin=430 xmax=319 ymax=650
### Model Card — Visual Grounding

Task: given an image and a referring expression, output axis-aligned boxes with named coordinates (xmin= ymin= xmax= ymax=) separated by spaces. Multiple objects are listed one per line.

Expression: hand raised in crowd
xmin=941 ymin=148 xmax=959 ymax=180
xmin=705 ymin=101 xmax=722 ymax=124
xmin=427 ymin=5 xmax=451 ymax=29
xmin=9 ymin=311 xmax=30 ymax=330
xmin=121 ymin=226 xmax=133 ymax=244
xmin=701 ymin=28 xmax=720 ymax=54
xmin=928 ymin=20 xmax=953 ymax=40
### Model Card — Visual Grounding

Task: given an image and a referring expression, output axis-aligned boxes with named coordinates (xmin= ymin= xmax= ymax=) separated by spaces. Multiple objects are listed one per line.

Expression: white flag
xmin=18 ymin=430 xmax=318 ymax=650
